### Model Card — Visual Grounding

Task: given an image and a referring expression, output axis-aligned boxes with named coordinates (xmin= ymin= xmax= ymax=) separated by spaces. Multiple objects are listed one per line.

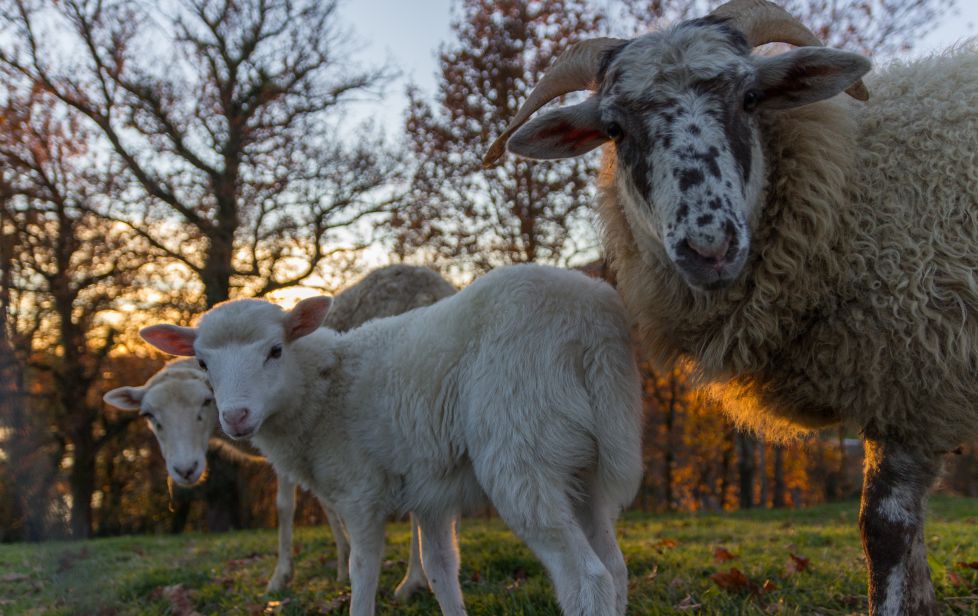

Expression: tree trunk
xmin=201 ymin=233 xmax=234 ymax=308
xmin=737 ymin=433 xmax=756 ymax=509
xmin=68 ymin=431 xmax=96 ymax=539
xmin=663 ymin=379 xmax=676 ymax=511
xmin=772 ymin=445 xmax=786 ymax=508
xmin=759 ymin=443 xmax=768 ymax=508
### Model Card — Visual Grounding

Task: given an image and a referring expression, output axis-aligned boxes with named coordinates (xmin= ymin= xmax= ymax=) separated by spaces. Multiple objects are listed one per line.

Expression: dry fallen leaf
xmin=713 ymin=547 xmax=737 ymax=563
xmin=318 ymin=593 xmax=350 ymax=611
xmin=161 ymin=584 xmax=202 ymax=616
xmin=955 ymin=561 xmax=978 ymax=570
xmin=711 ymin=567 xmax=753 ymax=593
xmin=949 ymin=571 xmax=967 ymax=587
xmin=656 ymin=538 xmax=679 ymax=549
xmin=785 ymin=553 xmax=810 ymax=576
xmin=762 ymin=579 xmax=777 ymax=594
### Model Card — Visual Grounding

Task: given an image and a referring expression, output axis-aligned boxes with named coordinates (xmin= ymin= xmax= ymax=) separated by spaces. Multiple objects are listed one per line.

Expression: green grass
xmin=1 ymin=497 xmax=977 ymax=615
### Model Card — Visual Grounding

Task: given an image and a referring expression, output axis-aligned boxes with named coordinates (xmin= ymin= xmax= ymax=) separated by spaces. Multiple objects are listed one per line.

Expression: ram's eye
xmin=743 ymin=90 xmax=761 ymax=112
xmin=198 ymin=359 xmax=208 ymax=371
xmin=197 ymin=414 xmax=203 ymax=422
xmin=155 ymin=422 xmax=163 ymax=431
xmin=605 ymin=122 xmax=624 ymax=141
xmin=268 ymin=344 xmax=282 ymax=360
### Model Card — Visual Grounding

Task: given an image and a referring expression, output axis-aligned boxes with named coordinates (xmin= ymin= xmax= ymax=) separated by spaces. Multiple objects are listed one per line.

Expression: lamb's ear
xmin=507 ymin=96 xmax=609 ymax=160
xmin=754 ymin=47 xmax=871 ymax=111
xmin=103 ymin=386 xmax=145 ymax=411
xmin=140 ymin=324 xmax=198 ymax=356
xmin=285 ymin=296 xmax=332 ymax=341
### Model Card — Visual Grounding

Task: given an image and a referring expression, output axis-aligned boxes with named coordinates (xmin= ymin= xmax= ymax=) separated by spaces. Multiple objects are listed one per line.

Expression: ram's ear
xmin=507 ymin=96 xmax=609 ymax=160
xmin=140 ymin=324 xmax=198 ymax=356
xmin=285 ymin=296 xmax=332 ymax=341
xmin=103 ymin=386 xmax=145 ymax=411
xmin=754 ymin=47 xmax=871 ymax=111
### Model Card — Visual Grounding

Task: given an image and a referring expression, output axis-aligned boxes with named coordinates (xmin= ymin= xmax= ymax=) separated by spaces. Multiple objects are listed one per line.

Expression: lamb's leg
xmin=860 ymin=437 xmax=943 ymax=616
xmin=319 ymin=499 xmax=349 ymax=582
xmin=481 ymin=468 xmax=616 ymax=616
xmin=415 ymin=512 xmax=466 ymax=616
xmin=266 ymin=475 xmax=297 ymax=592
xmin=574 ymin=487 xmax=628 ymax=616
xmin=345 ymin=511 xmax=386 ymax=616
xmin=393 ymin=513 xmax=428 ymax=601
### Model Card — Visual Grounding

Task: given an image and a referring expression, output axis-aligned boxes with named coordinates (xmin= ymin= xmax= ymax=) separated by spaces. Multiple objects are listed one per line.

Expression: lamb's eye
xmin=605 ymin=122 xmax=624 ymax=141
xmin=743 ymin=90 xmax=761 ymax=112
xmin=268 ymin=344 xmax=282 ymax=360
xmin=198 ymin=359 xmax=207 ymax=371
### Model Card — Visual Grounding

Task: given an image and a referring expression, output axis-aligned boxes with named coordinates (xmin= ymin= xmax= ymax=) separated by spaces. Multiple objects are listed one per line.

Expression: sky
xmin=338 ymin=0 xmax=978 ymax=136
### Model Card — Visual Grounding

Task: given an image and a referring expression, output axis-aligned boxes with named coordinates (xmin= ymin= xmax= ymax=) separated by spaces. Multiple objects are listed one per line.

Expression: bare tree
xmin=0 ymin=0 xmax=399 ymax=308
xmin=395 ymin=0 xmax=603 ymax=278
xmin=0 ymin=90 xmax=142 ymax=538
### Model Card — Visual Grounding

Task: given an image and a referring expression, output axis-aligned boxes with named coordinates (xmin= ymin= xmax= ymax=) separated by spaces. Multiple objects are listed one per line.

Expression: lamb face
xmin=103 ymin=365 xmax=216 ymax=486
xmin=140 ymin=297 xmax=332 ymax=439
xmin=486 ymin=2 xmax=870 ymax=291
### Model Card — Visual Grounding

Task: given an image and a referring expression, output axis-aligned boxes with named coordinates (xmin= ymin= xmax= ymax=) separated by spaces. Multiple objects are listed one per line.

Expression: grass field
xmin=1 ymin=497 xmax=977 ymax=615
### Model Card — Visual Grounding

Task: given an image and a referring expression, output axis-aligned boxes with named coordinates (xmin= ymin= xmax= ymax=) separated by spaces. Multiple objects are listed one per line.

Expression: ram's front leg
xmin=267 ymin=475 xmax=297 ymax=592
xmin=345 ymin=511 xmax=386 ymax=616
xmin=859 ymin=436 xmax=942 ymax=616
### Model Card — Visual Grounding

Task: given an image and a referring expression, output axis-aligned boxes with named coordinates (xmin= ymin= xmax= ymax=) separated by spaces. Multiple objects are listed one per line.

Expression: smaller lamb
xmin=141 ymin=264 xmax=644 ymax=616
xmin=102 ymin=358 xmax=353 ymax=592
xmin=105 ymin=264 xmax=457 ymax=595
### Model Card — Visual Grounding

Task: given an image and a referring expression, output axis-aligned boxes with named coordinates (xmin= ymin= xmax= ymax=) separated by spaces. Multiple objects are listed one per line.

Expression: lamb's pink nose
xmin=222 ymin=406 xmax=250 ymax=426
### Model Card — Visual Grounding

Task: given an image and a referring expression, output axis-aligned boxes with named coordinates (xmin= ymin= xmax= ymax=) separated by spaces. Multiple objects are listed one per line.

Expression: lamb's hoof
xmin=393 ymin=575 xmax=427 ymax=602
xmin=266 ymin=569 xmax=292 ymax=593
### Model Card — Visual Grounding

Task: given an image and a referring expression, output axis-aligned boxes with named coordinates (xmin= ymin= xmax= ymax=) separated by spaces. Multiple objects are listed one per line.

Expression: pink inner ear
xmin=286 ymin=296 xmax=332 ymax=341
xmin=141 ymin=325 xmax=196 ymax=356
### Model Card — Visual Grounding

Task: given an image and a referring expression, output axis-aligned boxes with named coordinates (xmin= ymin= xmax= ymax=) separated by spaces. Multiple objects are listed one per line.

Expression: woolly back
xmin=325 ymin=265 xmax=456 ymax=332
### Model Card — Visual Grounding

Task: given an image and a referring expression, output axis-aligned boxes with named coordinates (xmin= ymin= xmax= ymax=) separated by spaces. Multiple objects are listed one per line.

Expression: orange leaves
xmin=949 ymin=561 xmax=978 ymax=591
xmin=708 ymin=549 xmax=807 ymax=601
xmin=784 ymin=553 xmax=810 ymax=576
xmin=710 ymin=567 xmax=753 ymax=592
xmin=655 ymin=537 xmax=679 ymax=550
xmin=713 ymin=546 xmax=737 ymax=563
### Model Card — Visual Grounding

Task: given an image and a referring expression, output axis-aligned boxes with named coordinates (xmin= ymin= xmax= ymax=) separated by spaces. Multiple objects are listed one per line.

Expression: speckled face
xmin=600 ymin=19 xmax=765 ymax=290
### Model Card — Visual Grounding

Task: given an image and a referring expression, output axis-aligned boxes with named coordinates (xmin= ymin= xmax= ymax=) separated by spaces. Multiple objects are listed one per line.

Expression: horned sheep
xmin=140 ymin=264 xmax=644 ymax=616
xmin=104 ymin=264 xmax=456 ymax=595
xmin=484 ymin=1 xmax=978 ymax=614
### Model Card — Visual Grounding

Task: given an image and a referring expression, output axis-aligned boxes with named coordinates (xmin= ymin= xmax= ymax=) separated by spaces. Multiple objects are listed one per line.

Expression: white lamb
xmin=102 ymin=359 xmax=351 ymax=592
xmin=140 ymin=264 xmax=644 ymax=616
xmin=104 ymin=264 xmax=457 ymax=594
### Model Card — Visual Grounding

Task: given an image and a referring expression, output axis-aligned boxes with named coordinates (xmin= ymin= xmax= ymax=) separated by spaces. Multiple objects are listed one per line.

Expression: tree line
xmin=0 ymin=0 xmax=969 ymax=541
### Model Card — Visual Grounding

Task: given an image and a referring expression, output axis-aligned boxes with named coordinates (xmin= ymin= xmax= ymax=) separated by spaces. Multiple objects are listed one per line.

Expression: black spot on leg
xmin=709 ymin=197 xmax=723 ymax=211
xmin=696 ymin=214 xmax=713 ymax=226
xmin=688 ymin=124 xmax=701 ymax=135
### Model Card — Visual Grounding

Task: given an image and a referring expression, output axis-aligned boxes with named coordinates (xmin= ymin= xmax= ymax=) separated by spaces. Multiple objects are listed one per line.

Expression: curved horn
xmin=482 ymin=37 xmax=625 ymax=167
xmin=711 ymin=0 xmax=869 ymax=100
